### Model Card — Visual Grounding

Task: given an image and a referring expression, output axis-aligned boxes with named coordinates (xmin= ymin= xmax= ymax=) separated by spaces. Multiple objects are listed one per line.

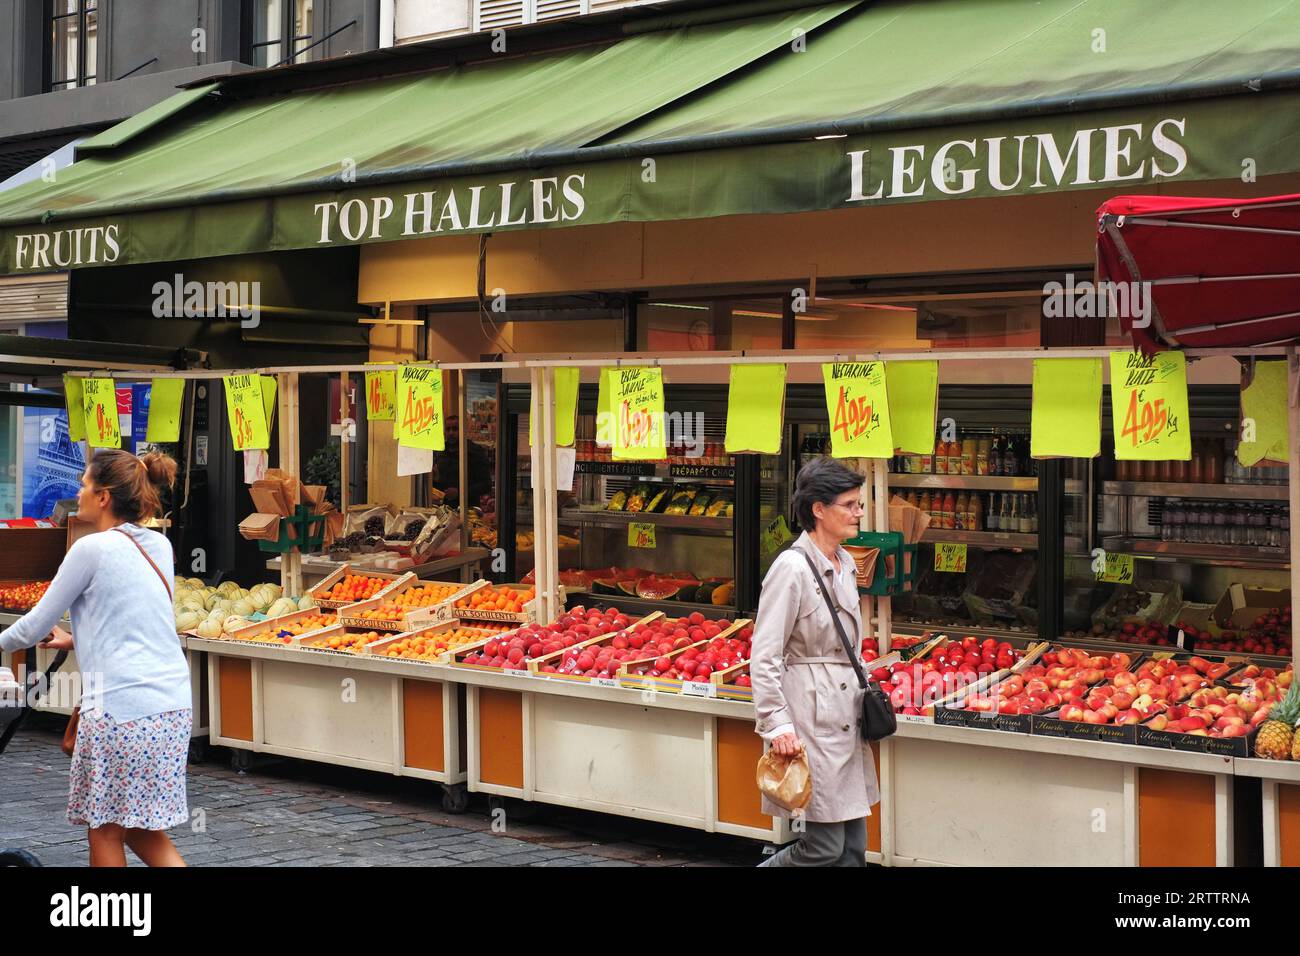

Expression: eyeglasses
xmin=829 ymin=501 xmax=865 ymax=515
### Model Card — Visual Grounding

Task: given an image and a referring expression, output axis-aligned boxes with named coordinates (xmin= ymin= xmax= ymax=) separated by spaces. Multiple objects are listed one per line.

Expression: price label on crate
xmin=934 ymin=542 xmax=967 ymax=573
xmin=628 ymin=522 xmax=657 ymax=549
xmin=681 ymin=681 xmax=717 ymax=698
xmin=590 ymin=677 xmax=620 ymax=688
xmin=1095 ymin=551 xmax=1134 ymax=584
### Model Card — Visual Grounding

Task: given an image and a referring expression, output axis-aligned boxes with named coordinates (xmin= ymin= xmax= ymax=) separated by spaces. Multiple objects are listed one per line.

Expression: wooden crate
xmin=294 ymin=625 xmax=394 ymax=656
xmin=308 ymin=565 xmax=415 ymax=609
xmin=616 ymin=618 xmax=752 ymax=698
xmin=525 ymin=612 xmax=660 ymax=684
xmin=367 ymin=621 xmax=501 ymax=664
xmin=219 ymin=608 xmax=339 ymax=646
xmin=449 ymin=581 xmax=552 ymax=624
xmin=338 ymin=578 xmax=481 ymax=631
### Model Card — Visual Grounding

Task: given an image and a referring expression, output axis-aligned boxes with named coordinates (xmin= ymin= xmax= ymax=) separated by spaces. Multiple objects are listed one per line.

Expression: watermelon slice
xmin=636 ymin=574 xmax=701 ymax=602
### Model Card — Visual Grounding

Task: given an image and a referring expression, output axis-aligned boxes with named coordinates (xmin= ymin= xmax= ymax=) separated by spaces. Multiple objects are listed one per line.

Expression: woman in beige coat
xmin=753 ymin=457 xmax=880 ymax=866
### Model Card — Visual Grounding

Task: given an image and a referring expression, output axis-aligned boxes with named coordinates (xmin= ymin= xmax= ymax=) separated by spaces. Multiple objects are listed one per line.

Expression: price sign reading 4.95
xmin=1109 ymin=351 xmax=1191 ymax=461
xmin=396 ymin=365 xmax=445 ymax=450
xmin=222 ymin=374 xmax=269 ymax=451
xmin=82 ymin=378 xmax=121 ymax=449
xmin=821 ymin=362 xmax=894 ymax=458
xmin=934 ymin=542 xmax=967 ymax=573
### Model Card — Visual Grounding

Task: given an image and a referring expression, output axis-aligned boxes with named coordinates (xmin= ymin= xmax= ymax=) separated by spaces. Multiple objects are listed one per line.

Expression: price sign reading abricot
xmin=822 ymin=362 xmax=893 ymax=458
xmin=396 ymin=365 xmax=445 ymax=450
xmin=82 ymin=378 xmax=121 ymax=449
xmin=1109 ymin=351 xmax=1190 ymax=461
xmin=612 ymin=367 xmax=667 ymax=461
xmin=222 ymin=374 xmax=269 ymax=451
xmin=934 ymin=542 xmax=967 ymax=573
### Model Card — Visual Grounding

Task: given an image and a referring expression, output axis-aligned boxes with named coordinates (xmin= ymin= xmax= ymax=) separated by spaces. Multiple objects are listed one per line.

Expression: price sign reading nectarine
xmin=82 ymin=378 xmax=121 ymax=449
xmin=1109 ymin=351 xmax=1190 ymax=461
xmin=396 ymin=365 xmax=444 ymax=451
xmin=611 ymin=367 xmax=666 ymax=461
xmin=822 ymin=362 xmax=893 ymax=458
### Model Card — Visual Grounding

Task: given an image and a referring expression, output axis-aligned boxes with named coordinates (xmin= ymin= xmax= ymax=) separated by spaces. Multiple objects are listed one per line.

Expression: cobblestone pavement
xmin=1 ymin=714 xmax=762 ymax=867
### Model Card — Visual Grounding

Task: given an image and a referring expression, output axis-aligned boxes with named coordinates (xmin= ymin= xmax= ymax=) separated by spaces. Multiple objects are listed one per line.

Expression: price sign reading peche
xmin=822 ymin=362 xmax=894 ymax=458
xmin=1096 ymin=552 xmax=1134 ymax=585
xmin=934 ymin=542 xmax=967 ymax=573
xmin=628 ymin=521 xmax=657 ymax=549
xmin=365 ymin=369 xmax=396 ymax=421
xmin=222 ymin=374 xmax=269 ymax=451
xmin=396 ymin=365 xmax=445 ymax=450
xmin=82 ymin=378 xmax=122 ymax=449
xmin=1109 ymin=351 xmax=1191 ymax=460
xmin=612 ymin=367 xmax=667 ymax=461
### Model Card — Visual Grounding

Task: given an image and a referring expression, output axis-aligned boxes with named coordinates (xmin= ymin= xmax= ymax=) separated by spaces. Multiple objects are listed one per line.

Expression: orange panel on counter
xmin=218 ymin=657 xmax=253 ymax=742
xmin=402 ymin=679 xmax=444 ymax=773
xmin=1138 ymin=768 xmax=1216 ymax=867
xmin=1279 ymin=783 xmax=1300 ymax=868
xmin=715 ymin=716 xmax=769 ymax=830
xmin=478 ymin=688 xmax=524 ymax=789
xmin=867 ymin=741 xmax=881 ymax=854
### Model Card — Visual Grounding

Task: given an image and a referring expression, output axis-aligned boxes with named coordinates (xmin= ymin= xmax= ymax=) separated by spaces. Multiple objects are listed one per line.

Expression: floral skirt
xmin=67 ymin=709 xmax=192 ymax=830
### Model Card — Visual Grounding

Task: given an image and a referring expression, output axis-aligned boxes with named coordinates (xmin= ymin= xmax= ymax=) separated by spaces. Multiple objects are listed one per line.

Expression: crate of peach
xmin=452 ymin=582 xmax=542 ymax=624
xmin=453 ymin=605 xmax=635 ymax=674
xmin=340 ymin=578 xmax=479 ymax=631
xmin=223 ymin=610 xmax=338 ymax=646
xmin=308 ymin=565 xmax=415 ymax=610
xmin=616 ymin=615 xmax=752 ymax=698
xmin=525 ymin=612 xmax=663 ymax=685
xmin=295 ymin=626 xmax=394 ymax=656
xmin=368 ymin=622 xmax=500 ymax=663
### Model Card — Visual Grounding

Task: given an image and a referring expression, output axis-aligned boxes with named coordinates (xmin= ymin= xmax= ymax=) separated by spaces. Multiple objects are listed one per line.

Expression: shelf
xmin=1102 ymin=481 xmax=1287 ymax=501
xmin=1101 ymin=536 xmax=1289 ymax=569
xmin=520 ymin=508 xmax=735 ymax=537
xmin=562 ymin=591 xmax=737 ymax=619
xmin=890 ymin=474 xmax=1084 ymax=494
xmin=923 ymin=529 xmax=1039 ymax=549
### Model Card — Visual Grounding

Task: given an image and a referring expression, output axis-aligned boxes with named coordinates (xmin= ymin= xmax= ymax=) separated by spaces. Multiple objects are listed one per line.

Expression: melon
xmin=223 ymin=614 xmax=249 ymax=635
xmin=298 ymin=595 xmax=317 ymax=610
xmin=267 ymin=598 xmax=298 ymax=619
xmin=175 ymin=610 xmax=202 ymax=632
xmin=196 ymin=619 xmax=223 ymax=639
xmin=231 ymin=599 xmax=255 ymax=617
xmin=591 ymin=578 xmax=623 ymax=596
xmin=203 ymin=591 xmax=223 ymax=611
xmin=217 ymin=581 xmax=240 ymax=596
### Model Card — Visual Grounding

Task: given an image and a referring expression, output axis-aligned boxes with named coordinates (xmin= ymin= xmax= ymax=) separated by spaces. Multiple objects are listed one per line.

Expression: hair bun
xmin=141 ymin=450 xmax=178 ymax=489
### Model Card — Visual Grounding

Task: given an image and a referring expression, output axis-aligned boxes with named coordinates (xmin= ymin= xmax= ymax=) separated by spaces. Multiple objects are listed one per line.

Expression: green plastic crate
xmin=258 ymin=505 xmax=326 ymax=554
xmin=849 ymin=531 xmax=919 ymax=597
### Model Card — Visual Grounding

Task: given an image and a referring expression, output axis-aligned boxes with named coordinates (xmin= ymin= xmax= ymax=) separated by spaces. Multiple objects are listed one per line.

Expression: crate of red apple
xmin=453 ymin=605 xmax=636 ymax=673
xmin=531 ymin=611 xmax=743 ymax=684
xmin=617 ymin=617 xmax=753 ymax=695
xmin=871 ymin=636 xmax=1026 ymax=716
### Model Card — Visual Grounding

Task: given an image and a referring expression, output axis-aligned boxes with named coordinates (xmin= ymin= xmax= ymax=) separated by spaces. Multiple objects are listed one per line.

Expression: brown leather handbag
xmin=60 ymin=527 xmax=173 ymax=758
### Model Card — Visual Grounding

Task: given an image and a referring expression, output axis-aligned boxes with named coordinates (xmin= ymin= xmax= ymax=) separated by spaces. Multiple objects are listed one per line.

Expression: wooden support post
xmin=459 ymin=370 xmax=470 ymax=564
xmin=1289 ymin=346 xmax=1299 ymax=671
xmin=856 ymin=458 xmax=875 ymax=651
xmin=529 ymin=367 xmax=560 ymax=623
xmin=872 ymin=457 xmax=891 ymax=650
xmin=279 ymin=372 xmax=303 ymax=598
xmin=339 ymin=372 xmax=351 ymax=512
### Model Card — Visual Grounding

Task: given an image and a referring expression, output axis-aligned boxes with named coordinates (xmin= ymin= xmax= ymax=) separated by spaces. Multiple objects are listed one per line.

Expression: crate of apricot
xmin=224 ymin=609 xmax=338 ymax=645
xmin=308 ymin=566 xmax=415 ymax=609
xmin=616 ymin=614 xmax=752 ymax=697
xmin=452 ymin=581 xmax=541 ymax=623
xmin=295 ymin=626 xmax=394 ymax=656
xmin=453 ymin=605 xmax=634 ymax=673
xmin=368 ymin=622 xmax=498 ymax=663
xmin=340 ymin=578 xmax=478 ymax=631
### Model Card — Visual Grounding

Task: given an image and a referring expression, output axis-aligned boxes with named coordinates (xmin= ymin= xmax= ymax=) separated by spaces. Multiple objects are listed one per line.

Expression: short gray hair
xmin=791 ymin=457 xmax=864 ymax=530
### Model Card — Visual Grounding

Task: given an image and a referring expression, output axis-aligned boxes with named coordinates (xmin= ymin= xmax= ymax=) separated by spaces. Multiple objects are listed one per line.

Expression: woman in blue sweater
xmin=1 ymin=448 xmax=189 ymax=867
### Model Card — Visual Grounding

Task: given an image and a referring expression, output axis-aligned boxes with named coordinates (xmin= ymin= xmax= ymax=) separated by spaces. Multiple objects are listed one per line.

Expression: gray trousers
xmin=759 ymin=818 xmax=867 ymax=867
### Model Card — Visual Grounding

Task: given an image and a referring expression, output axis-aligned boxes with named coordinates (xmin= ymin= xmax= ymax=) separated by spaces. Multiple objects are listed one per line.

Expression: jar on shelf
xmin=1189 ymin=441 xmax=1205 ymax=484
xmin=1205 ymin=439 xmax=1223 ymax=484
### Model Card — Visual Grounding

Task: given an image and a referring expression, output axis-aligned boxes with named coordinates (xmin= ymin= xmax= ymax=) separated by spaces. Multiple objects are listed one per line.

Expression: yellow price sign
xmin=223 ymin=374 xmax=269 ymax=451
xmin=1096 ymin=552 xmax=1134 ymax=585
xmin=934 ymin=542 xmax=967 ymax=573
xmin=365 ymin=369 xmax=396 ymax=421
xmin=612 ymin=367 xmax=667 ymax=461
xmin=82 ymin=378 xmax=122 ymax=449
xmin=822 ymin=362 xmax=893 ymax=458
xmin=396 ymin=365 xmax=445 ymax=450
xmin=1109 ymin=351 xmax=1190 ymax=460
xmin=628 ymin=522 xmax=657 ymax=549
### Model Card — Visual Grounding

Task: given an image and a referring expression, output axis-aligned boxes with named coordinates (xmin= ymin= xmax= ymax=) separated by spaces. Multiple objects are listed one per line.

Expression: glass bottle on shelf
xmin=920 ymin=444 xmax=933 ymax=474
xmin=976 ymin=438 xmax=990 ymax=476
xmin=954 ymin=492 xmax=968 ymax=530
xmin=1205 ymin=439 xmax=1223 ymax=484
xmin=1158 ymin=458 xmax=1173 ymax=482
xmin=934 ymin=437 xmax=948 ymax=475
xmin=970 ymin=493 xmax=983 ymax=532
xmin=1281 ymin=507 xmax=1290 ymax=549
xmin=918 ymin=491 xmax=932 ymax=520
xmin=988 ymin=435 xmax=1002 ymax=476
xmin=1005 ymin=493 xmax=1019 ymax=532
xmin=943 ymin=491 xmax=958 ymax=530
xmin=1211 ymin=502 xmax=1229 ymax=545
xmin=960 ymin=437 xmax=976 ymax=476
xmin=1018 ymin=494 xmax=1033 ymax=533
xmin=1162 ymin=502 xmax=1181 ymax=542
xmin=1190 ymin=441 xmax=1204 ymax=484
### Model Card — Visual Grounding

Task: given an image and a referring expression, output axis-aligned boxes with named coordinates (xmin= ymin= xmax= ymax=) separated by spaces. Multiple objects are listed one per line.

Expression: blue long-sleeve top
xmin=0 ymin=523 xmax=190 ymax=722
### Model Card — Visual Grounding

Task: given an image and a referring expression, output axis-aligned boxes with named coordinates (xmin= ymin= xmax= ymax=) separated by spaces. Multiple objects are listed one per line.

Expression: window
xmin=249 ymin=0 xmax=315 ymax=68
xmin=49 ymin=0 xmax=97 ymax=91
xmin=474 ymin=0 xmax=589 ymax=32
xmin=636 ymin=298 xmax=783 ymax=352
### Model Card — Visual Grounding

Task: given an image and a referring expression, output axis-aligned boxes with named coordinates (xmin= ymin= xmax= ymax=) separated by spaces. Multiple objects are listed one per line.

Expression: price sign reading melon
xmin=365 ymin=369 xmax=396 ymax=421
xmin=1095 ymin=551 xmax=1134 ymax=585
xmin=397 ymin=365 xmax=444 ymax=450
xmin=612 ymin=367 xmax=667 ymax=461
xmin=223 ymin=374 xmax=269 ymax=451
xmin=934 ymin=542 xmax=967 ymax=573
xmin=628 ymin=522 xmax=657 ymax=549
xmin=1109 ymin=351 xmax=1190 ymax=460
xmin=82 ymin=378 xmax=121 ymax=449
xmin=822 ymin=362 xmax=893 ymax=458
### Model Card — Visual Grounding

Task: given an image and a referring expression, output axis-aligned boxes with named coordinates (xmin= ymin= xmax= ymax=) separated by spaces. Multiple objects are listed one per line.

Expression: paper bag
xmin=756 ymin=749 xmax=813 ymax=812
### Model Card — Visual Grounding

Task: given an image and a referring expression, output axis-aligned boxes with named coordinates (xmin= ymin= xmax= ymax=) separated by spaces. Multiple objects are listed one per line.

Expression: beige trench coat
xmin=751 ymin=532 xmax=880 ymax=822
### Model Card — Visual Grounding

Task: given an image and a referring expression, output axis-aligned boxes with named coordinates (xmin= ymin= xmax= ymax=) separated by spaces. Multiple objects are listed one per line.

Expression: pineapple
xmin=1256 ymin=684 xmax=1300 ymax=760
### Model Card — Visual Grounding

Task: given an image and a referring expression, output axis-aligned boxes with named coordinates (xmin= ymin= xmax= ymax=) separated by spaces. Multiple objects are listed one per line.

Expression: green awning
xmin=3 ymin=0 xmax=1300 ymax=274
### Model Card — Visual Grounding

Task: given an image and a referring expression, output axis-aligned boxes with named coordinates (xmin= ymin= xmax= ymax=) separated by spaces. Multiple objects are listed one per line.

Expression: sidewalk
xmin=0 ymin=714 xmax=760 ymax=867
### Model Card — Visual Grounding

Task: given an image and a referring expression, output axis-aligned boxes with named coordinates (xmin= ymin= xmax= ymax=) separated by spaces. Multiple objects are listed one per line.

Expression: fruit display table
xmin=189 ymin=636 xmax=471 ymax=809
xmin=1233 ymin=758 xmax=1300 ymax=866
xmin=265 ymin=549 xmax=491 ymax=590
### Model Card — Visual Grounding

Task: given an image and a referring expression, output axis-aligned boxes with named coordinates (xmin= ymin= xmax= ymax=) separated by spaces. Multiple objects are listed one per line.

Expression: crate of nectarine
xmin=452 ymin=582 xmax=547 ymax=624
xmin=452 ymin=605 xmax=638 ymax=674
xmin=339 ymin=578 xmax=479 ymax=631
xmin=309 ymin=566 xmax=415 ymax=609
xmin=367 ymin=621 xmax=500 ymax=663
xmin=616 ymin=616 xmax=753 ymax=698
xmin=294 ymin=625 xmax=396 ymax=656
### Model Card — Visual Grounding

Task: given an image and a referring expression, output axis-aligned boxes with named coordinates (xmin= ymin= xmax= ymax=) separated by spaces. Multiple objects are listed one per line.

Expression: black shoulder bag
xmin=799 ymin=551 xmax=897 ymax=742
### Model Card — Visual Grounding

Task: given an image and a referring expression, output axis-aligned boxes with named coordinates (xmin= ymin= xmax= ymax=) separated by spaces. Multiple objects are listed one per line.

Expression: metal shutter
xmin=534 ymin=0 xmax=588 ymax=21
xmin=0 ymin=275 xmax=69 ymax=324
xmin=475 ymin=0 xmax=526 ymax=30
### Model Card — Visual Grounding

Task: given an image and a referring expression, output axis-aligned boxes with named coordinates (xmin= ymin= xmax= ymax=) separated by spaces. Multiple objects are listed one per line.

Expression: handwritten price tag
xmin=1095 ymin=552 xmax=1134 ymax=584
xmin=628 ymin=521 xmax=657 ymax=549
xmin=934 ymin=542 xmax=967 ymax=573
xmin=681 ymin=681 xmax=717 ymax=698
xmin=1109 ymin=351 xmax=1190 ymax=461
xmin=365 ymin=369 xmax=396 ymax=421
xmin=822 ymin=362 xmax=893 ymax=458
xmin=612 ymin=367 xmax=667 ymax=460
xmin=223 ymin=374 xmax=269 ymax=451
xmin=81 ymin=378 xmax=121 ymax=449
xmin=396 ymin=365 xmax=444 ymax=450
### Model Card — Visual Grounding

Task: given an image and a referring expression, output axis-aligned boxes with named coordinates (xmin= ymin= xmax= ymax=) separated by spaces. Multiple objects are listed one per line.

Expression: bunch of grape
xmin=364 ymin=515 xmax=387 ymax=537
xmin=401 ymin=518 xmax=426 ymax=541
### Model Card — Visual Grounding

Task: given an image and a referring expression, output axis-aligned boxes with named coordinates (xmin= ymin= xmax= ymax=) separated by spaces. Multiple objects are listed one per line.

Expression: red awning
xmin=1096 ymin=193 xmax=1300 ymax=353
